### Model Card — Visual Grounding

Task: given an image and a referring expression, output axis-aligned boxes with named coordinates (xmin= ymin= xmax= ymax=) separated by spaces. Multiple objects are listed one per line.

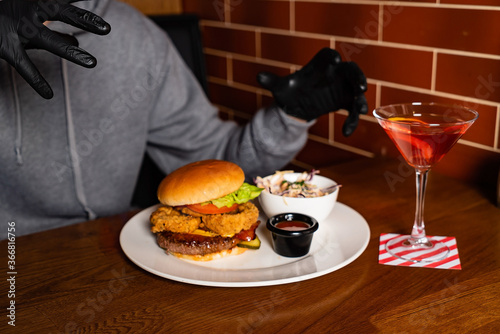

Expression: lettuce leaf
xmin=206 ymin=183 xmax=263 ymax=208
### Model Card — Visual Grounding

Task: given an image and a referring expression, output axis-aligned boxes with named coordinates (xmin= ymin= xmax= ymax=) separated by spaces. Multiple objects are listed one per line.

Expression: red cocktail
xmin=374 ymin=103 xmax=478 ymax=262
xmin=379 ymin=114 xmax=473 ymax=168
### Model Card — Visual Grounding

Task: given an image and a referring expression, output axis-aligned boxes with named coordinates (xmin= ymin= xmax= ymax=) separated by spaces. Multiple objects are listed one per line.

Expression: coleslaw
xmin=254 ymin=170 xmax=341 ymax=198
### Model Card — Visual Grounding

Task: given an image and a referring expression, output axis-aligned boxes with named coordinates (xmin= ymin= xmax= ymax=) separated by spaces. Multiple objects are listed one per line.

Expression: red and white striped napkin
xmin=379 ymin=233 xmax=462 ymax=270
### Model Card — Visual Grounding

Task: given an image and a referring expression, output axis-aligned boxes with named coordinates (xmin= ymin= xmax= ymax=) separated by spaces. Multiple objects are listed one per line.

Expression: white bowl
xmin=258 ymin=173 xmax=339 ymax=222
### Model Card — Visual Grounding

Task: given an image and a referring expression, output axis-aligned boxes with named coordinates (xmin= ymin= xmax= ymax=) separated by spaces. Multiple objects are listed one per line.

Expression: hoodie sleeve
xmin=142 ymin=20 xmax=311 ymax=179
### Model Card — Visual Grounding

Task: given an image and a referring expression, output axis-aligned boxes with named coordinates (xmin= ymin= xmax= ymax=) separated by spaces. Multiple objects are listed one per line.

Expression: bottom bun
xmin=169 ymin=246 xmax=247 ymax=262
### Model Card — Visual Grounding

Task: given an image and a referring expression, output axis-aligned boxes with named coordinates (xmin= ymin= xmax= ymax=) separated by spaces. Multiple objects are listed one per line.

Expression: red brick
xmin=436 ymin=53 xmax=500 ymax=104
xmin=373 ymin=0 xmax=435 ymax=2
xmin=202 ymin=26 xmax=256 ymax=56
xmin=230 ymin=0 xmax=289 ymax=30
xmin=337 ymin=43 xmax=433 ymax=89
xmin=309 ymin=114 xmax=329 ymax=139
xmin=205 ymin=54 xmax=227 ymax=80
xmin=383 ymin=6 xmax=500 ymax=55
xmin=261 ymin=33 xmax=330 ymax=65
xmin=295 ymin=2 xmax=379 ymax=40
xmin=441 ymin=0 xmax=500 ymax=5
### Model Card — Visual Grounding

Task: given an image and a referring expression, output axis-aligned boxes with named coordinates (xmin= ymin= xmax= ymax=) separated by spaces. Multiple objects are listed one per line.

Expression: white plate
xmin=120 ymin=202 xmax=370 ymax=287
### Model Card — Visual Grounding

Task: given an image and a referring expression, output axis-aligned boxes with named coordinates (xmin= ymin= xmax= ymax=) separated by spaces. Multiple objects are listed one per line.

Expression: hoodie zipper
xmin=10 ymin=67 xmax=23 ymax=165
xmin=61 ymin=59 xmax=97 ymax=220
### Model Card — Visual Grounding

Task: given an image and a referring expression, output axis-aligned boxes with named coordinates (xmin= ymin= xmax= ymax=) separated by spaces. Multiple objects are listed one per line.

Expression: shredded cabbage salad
xmin=254 ymin=170 xmax=341 ymax=198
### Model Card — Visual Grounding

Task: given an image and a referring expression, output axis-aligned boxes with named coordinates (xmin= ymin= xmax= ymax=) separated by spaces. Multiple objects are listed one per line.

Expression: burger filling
xmin=150 ymin=200 xmax=261 ymax=256
xmin=186 ymin=203 xmax=238 ymax=214
xmin=186 ymin=182 xmax=263 ymax=213
xmin=156 ymin=221 xmax=260 ymax=256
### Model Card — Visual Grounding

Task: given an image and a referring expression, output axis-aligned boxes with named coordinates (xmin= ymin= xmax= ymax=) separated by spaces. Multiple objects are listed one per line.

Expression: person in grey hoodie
xmin=0 ymin=0 xmax=367 ymax=238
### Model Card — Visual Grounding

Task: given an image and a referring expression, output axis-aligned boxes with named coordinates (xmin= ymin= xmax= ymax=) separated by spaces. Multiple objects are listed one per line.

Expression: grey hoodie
xmin=0 ymin=0 xmax=310 ymax=238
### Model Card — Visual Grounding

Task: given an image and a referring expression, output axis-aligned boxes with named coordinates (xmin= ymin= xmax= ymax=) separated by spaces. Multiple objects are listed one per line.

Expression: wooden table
xmin=2 ymin=158 xmax=499 ymax=333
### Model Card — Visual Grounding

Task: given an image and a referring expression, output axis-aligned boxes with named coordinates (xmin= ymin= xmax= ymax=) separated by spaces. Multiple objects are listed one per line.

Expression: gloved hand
xmin=0 ymin=0 xmax=111 ymax=99
xmin=257 ymin=48 xmax=368 ymax=136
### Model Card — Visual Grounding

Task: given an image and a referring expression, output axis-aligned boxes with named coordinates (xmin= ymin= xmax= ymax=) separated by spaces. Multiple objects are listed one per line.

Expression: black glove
xmin=0 ymin=0 xmax=111 ymax=99
xmin=257 ymin=48 xmax=368 ymax=136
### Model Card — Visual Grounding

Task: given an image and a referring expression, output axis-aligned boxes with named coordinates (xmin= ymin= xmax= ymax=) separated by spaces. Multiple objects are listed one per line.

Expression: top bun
xmin=157 ymin=160 xmax=245 ymax=206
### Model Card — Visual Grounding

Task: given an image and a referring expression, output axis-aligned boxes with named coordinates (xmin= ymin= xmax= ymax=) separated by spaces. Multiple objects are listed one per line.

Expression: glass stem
xmin=411 ymin=168 xmax=431 ymax=245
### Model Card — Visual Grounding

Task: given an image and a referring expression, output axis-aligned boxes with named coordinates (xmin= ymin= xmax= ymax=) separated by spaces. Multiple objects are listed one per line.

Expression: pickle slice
xmin=237 ymin=236 xmax=261 ymax=250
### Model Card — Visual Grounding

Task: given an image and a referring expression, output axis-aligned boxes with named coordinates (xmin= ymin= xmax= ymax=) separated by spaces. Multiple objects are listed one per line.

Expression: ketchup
xmin=275 ymin=221 xmax=310 ymax=231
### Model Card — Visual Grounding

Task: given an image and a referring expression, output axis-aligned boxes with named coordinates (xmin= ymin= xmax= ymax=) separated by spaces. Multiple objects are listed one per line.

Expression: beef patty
xmin=157 ymin=231 xmax=240 ymax=256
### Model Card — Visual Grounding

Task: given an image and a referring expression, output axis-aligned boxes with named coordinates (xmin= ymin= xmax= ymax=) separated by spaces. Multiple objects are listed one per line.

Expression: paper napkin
xmin=379 ymin=233 xmax=462 ymax=270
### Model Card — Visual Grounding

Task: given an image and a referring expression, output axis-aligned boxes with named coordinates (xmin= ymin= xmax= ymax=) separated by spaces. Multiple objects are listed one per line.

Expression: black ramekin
xmin=266 ymin=213 xmax=319 ymax=257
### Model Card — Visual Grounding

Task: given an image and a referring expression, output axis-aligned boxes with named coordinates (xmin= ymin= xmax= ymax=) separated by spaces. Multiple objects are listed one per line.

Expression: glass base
xmin=386 ymin=236 xmax=450 ymax=263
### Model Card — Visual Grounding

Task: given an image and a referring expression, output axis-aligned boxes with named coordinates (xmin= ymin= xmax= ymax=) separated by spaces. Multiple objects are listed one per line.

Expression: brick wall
xmin=121 ymin=0 xmax=182 ymax=15
xmin=182 ymin=0 xmax=500 ymax=186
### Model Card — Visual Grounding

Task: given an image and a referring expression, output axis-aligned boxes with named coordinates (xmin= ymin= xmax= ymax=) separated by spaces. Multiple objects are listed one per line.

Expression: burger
xmin=150 ymin=159 xmax=263 ymax=261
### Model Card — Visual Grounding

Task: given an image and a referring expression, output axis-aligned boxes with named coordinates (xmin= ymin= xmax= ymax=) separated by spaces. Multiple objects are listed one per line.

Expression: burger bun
xmin=157 ymin=160 xmax=245 ymax=206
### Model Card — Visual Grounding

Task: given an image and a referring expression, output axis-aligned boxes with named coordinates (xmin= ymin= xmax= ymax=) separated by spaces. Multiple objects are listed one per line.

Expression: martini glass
xmin=373 ymin=102 xmax=478 ymax=263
